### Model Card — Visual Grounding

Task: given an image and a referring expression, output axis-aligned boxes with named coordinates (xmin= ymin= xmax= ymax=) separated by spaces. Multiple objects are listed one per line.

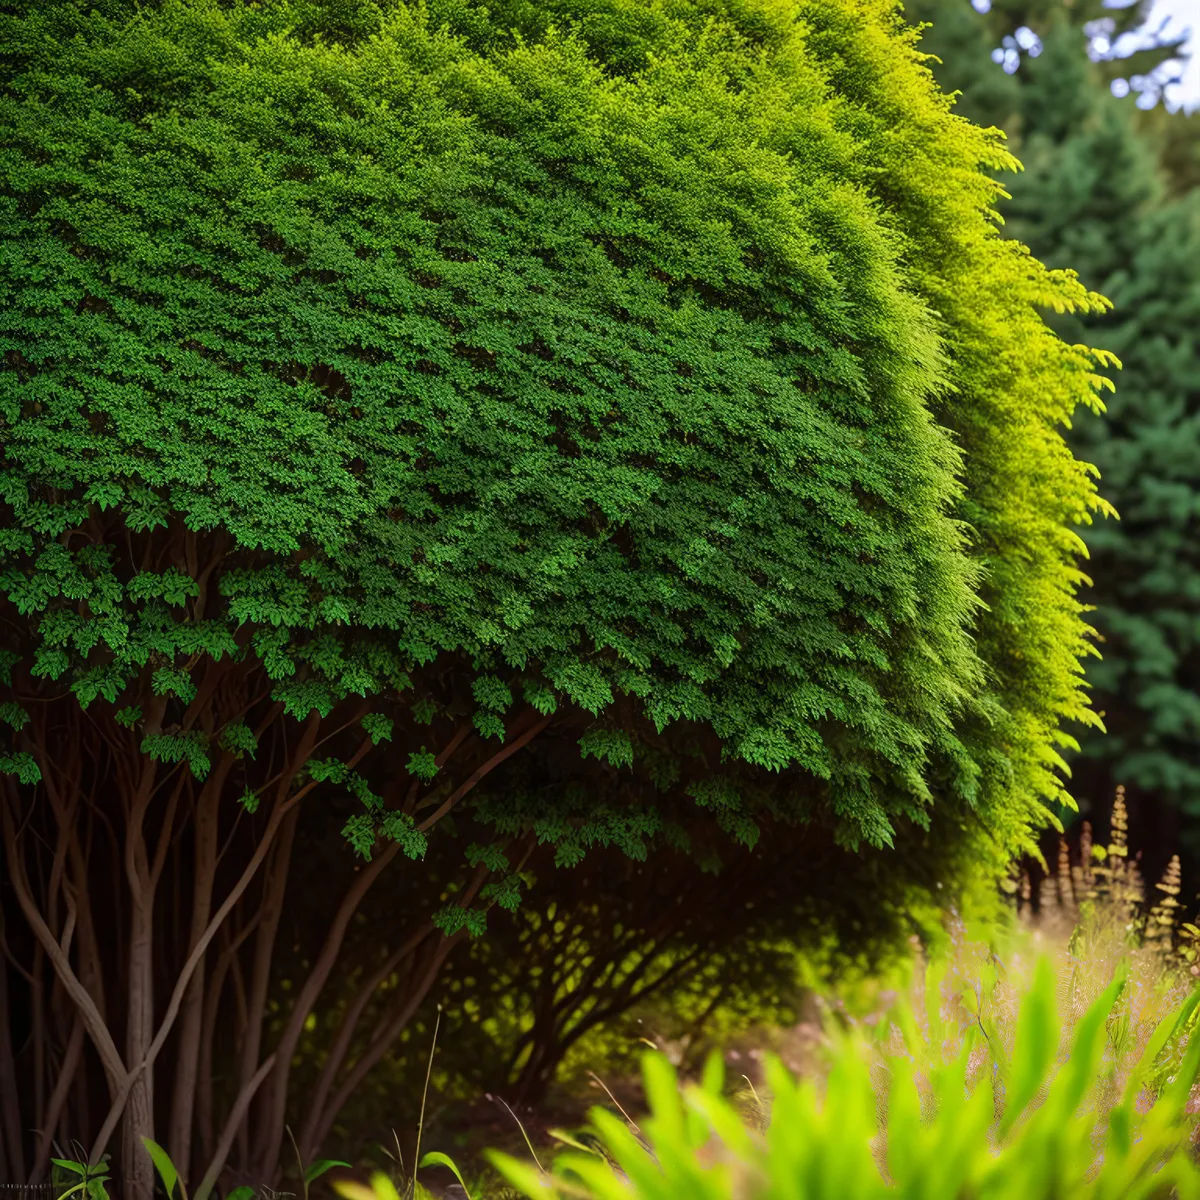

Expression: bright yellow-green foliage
xmin=794 ymin=4 xmax=1119 ymax=852
xmin=0 ymin=0 xmax=1109 ymax=857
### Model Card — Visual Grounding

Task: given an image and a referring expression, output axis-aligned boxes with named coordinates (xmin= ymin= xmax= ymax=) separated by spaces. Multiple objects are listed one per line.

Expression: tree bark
xmin=251 ymin=839 xmax=401 ymax=1179
xmin=31 ymin=1014 xmax=85 ymax=1182
xmin=122 ymin=859 xmax=157 ymax=1200
xmin=0 ymin=919 xmax=26 ymax=1183
xmin=168 ymin=764 xmax=230 ymax=1185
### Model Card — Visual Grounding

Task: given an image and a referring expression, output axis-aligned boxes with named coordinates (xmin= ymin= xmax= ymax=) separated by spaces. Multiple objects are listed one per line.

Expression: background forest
xmin=908 ymin=0 xmax=1200 ymax=875
xmin=1 ymin=0 xmax=1198 ymax=1196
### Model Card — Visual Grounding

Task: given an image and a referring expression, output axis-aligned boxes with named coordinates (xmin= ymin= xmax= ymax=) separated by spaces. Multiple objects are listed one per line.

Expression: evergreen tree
xmin=1069 ymin=191 xmax=1200 ymax=839
xmin=1003 ymin=20 xmax=1163 ymax=286
xmin=1138 ymin=105 xmax=1200 ymax=198
xmin=989 ymin=24 xmax=1200 ymax=848
xmin=903 ymin=0 xmax=1022 ymax=129
xmin=912 ymin=4 xmax=1200 ymax=851
xmin=905 ymin=0 xmax=1186 ymax=132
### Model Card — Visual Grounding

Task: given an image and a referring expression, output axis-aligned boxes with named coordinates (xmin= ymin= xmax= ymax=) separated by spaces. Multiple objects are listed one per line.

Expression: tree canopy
xmin=1 ymin=0 xmax=1111 ymax=849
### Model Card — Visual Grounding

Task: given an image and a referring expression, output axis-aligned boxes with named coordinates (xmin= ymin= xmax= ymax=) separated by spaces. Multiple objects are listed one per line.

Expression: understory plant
xmin=481 ymin=953 xmax=1200 ymax=1199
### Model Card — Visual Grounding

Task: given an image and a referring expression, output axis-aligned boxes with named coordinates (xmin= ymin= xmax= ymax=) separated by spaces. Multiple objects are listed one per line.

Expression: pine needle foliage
xmin=0 ymin=0 xmax=1113 ymax=854
xmin=1068 ymin=191 xmax=1200 ymax=819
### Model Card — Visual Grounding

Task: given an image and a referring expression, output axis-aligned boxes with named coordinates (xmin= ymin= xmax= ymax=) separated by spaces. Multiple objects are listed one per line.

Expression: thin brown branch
xmin=193 ymin=1054 xmax=277 ymax=1200
xmin=416 ymin=711 xmax=552 ymax=834
xmin=2 ymin=794 xmax=128 ymax=1094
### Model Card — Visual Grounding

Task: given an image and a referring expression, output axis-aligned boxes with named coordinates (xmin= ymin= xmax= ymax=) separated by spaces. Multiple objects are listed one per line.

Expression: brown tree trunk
xmin=295 ymin=924 xmax=433 ymax=1164
xmin=1 ymin=644 xmax=556 ymax=1192
xmin=31 ymin=1015 xmax=85 ymax=1182
xmin=301 ymin=936 xmax=460 ymax=1168
xmin=251 ymin=840 xmax=401 ymax=1179
xmin=168 ymin=767 xmax=228 ymax=1187
xmin=122 ymin=895 xmax=156 ymax=1200
xmin=235 ymin=809 xmax=298 ymax=1167
xmin=0 ymin=923 xmax=26 ymax=1183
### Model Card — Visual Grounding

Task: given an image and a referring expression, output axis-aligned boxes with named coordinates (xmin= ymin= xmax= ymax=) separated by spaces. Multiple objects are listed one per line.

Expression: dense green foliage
xmin=1 ymin=0 xmax=1110 ymax=850
xmin=1000 ymin=29 xmax=1200 ymax=832
xmin=1074 ymin=193 xmax=1200 ymax=813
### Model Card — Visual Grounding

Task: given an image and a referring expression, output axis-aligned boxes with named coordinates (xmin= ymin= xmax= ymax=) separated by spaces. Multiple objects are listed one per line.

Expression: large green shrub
xmin=0 ymin=0 xmax=1111 ymax=1192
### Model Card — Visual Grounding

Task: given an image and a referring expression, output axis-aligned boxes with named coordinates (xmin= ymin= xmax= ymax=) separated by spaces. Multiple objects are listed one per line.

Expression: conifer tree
xmin=0 ymin=0 xmax=1111 ymax=1191
xmin=911 ymin=3 xmax=1200 ymax=850
xmin=902 ymin=0 xmax=1022 ymax=129
xmin=1068 ymin=192 xmax=1200 ymax=834
xmin=992 ymin=24 xmax=1200 ymax=845
xmin=905 ymin=0 xmax=1185 ymax=129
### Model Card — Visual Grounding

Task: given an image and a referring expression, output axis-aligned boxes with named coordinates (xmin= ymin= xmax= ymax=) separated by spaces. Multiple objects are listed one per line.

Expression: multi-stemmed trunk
xmin=0 ymin=662 xmax=552 ymax=1196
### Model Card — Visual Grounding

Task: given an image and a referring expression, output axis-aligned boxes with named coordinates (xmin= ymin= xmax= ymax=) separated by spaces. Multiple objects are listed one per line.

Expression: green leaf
xmin=522 ymin=679 xmax=558 ymax=716
xmin=381 ymin=811 xmax=428 ymax=858
xmin=342 ymin=812 xmax=378 ymax=859
xmin=306 ymin=757 xmax=349 ymax=785
xmin=407 ymin=749 xmax=438 ymax=781
xmin=418 ymin=1151 xmax=473 ymax=1198
xmin=360 ymin=713 xmax=394 ymax=744
xmin=84 ymin=480 xmax=124 ymax=510
xmin=141 ymin=1136 xmax=181 ymax=1199
xmin=113 ymin=705 xmax=143 ymax=728
xmin=485 ymin=1151 xmax=549 ymax=1197
xmin=153 ymin=667 xmax=197 ymax=704
xmin=578 ymin=729 xmax=633 ymax=769
xmin=218 ymin=720 xmax=258 ymax=758
xmin=465 ymin=843 xmax=509 ymax=872
xmin=0 ymin=752 xmax=41 ymax=784
xmin=473 ymin=709 xmax=505 ymax=741
xmin=304 ymin=1158 xmax=351 ymax=1184
xmin=0 ymin=648 xmax=19 ymax=686
xmin=141 ymin=731 xmax=212 ymax=780
xmin=73 ymin=664 xmax=129 ymax=708
xmin=999 ymin=955 xmax=1060 ymax=1136
xmin=472 ymin=674 xmax=512 ymax=713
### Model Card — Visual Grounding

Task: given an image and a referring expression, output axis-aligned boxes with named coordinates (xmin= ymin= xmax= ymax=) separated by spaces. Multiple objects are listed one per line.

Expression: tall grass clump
xmin=480 ymin=946 xmax=1200 ymax=1199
